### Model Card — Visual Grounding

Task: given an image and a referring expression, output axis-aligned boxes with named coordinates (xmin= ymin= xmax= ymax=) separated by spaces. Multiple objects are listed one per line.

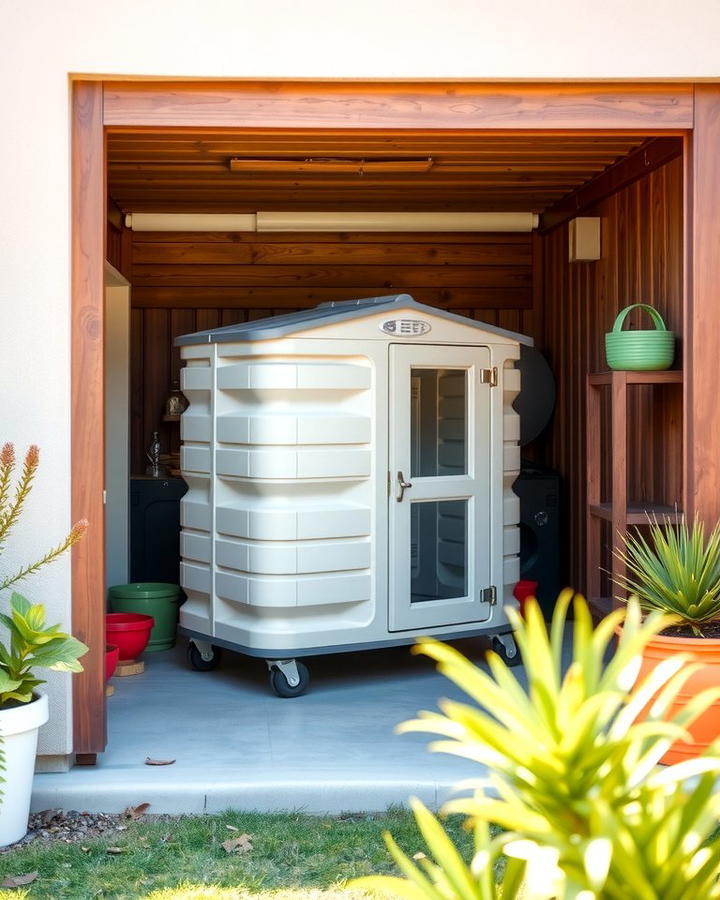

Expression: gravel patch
xmin=1 ymin=808 xmax=170 ymax=852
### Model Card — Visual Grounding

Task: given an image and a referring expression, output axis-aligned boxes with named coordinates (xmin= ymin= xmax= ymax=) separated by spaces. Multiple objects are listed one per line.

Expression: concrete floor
xmin=32 ymin=636 xmax=521 ymax=815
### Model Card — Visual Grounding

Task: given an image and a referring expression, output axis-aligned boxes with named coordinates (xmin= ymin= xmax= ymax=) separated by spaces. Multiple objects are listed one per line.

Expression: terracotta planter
xmin=635 ymin=632 xmax=720 ymax=764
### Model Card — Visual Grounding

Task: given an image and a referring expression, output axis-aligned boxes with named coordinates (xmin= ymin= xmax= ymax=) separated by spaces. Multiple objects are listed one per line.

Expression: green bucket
xmin=108 ymin=583 xmax=181 ymax=652
xmin=605 ymin=304 xmax=675 ymax=371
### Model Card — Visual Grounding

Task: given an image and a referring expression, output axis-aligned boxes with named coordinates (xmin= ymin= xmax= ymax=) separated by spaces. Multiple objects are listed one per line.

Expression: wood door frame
xmin=71 ymin=78 xmax=716 ymax=757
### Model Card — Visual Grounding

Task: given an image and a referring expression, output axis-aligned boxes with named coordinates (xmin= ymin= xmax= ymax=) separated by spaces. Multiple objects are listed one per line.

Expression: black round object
xmin=270 ymin=661 xmax=310 ymax=698
xmin=187 ymin=642 xmax=222 ymax=671
xmin=491 ymin=634 xmax=522 ymax=667
xmin=516 ymin=345 xmax=556 ymax=446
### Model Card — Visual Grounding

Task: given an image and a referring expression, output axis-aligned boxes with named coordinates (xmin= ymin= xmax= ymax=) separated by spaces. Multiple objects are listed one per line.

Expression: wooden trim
xmin=71 ymin=81 xmax=107 ymax=757
xmin=683 ymin=130 xmax=693 ymax=521
xmin=688 ymin=86 xmax=720 ymax=526
xmin=588 ymin=370 xmax=683 ymax=386
xmin=610 ymin=372 xmax=628 ymax=605
xmin=586 ymin=378 xmax=601 ymax=601
xmin=540 ymin=137 xmax=683 ymax=231
xmin=102 ymin=81 xmax=694 ymax=130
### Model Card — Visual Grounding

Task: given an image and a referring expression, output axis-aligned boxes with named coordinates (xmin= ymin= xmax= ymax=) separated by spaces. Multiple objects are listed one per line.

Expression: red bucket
xmin=513 ymin=580 xmax=539 ymax=618
xmin=105 ymin=643 xmax=120 ymax=680
xmin=106 ymin=613 xmax=155 ymax=660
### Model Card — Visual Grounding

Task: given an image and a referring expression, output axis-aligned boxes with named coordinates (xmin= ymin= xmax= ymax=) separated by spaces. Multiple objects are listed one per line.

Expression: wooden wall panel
xmin=106 ymin=222 xmax=122 ymax=272
xmin=539 ymin=158 xmax=684 ymax=595
xmin=129 ymin=230 xmax=535 ymax=472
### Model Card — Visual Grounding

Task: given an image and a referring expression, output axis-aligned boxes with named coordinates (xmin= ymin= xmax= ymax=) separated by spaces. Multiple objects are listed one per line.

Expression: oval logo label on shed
xmin=380 ymin=319 xmax=432 ymax=337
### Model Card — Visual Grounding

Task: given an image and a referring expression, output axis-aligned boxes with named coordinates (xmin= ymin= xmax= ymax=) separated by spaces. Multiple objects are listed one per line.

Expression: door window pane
xmin=411 ymin=369 xmax=467 ymax=477
xmin=410 ymin=500 xmax=468 ymax=603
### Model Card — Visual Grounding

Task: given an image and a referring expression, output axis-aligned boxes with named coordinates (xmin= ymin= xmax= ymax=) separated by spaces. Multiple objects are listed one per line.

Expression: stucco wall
xmin=1 ymin=0 xmax=719 ymax=758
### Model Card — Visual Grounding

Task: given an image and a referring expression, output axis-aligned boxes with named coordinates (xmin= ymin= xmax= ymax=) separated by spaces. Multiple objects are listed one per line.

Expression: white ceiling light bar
xmin=125 ymin=211 xmax=538 ymax=233
xmin=125 ymin=213 xmax=257 ymax=232
xmin=256 ymin=211 xmax=538 ymax=232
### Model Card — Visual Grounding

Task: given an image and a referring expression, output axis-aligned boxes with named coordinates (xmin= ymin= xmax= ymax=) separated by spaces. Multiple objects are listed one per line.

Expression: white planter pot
xmin=0 ymin=693 xmax=48 ymax=847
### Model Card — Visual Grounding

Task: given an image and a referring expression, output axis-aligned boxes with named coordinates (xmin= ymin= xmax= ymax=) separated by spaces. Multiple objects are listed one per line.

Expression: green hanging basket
xmin=605 ymin=304 xmax=675 ymax=371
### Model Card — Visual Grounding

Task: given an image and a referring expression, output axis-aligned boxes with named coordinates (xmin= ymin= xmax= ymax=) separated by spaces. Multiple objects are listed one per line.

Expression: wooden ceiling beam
xmin=107 ymin=126 xmax=658 ymax=140
xmin=117 ymin=199 xmax=549 ymax=213
xmin=539 ymin=136 xmax=683 ymax=231
xmin=129 ymin=230 xmax=533 ymax=243
xmin=103 ymin=82 xmax=693 ymax=129
xmin=110 ymin=161 xmax=612 ymax=175
xmin=111 ymin=179 xmax=592 ymax=197
xmin=108 ymin=148 xmax=644 ymax=163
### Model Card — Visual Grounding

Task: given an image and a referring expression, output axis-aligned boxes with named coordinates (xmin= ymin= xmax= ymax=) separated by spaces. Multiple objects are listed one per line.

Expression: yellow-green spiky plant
xmin=354 ymin=592 xmax=720 ymax=899
xmin=0 ymin=444 xmax=88 ymax=804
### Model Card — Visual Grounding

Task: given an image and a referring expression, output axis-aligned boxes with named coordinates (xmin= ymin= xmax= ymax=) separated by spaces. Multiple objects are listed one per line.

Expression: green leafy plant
xmin=355 ymin=594 xmax=720 ymax=899
xmin=0 ymin=592 xmax=88 ymax=706
xmin=614 ymin=516 xmax=720 ymax=635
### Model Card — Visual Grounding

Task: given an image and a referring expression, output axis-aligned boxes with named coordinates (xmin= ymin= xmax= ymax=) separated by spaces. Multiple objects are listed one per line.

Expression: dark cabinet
xmin=515 ymin=464 xmax=561 ymax=617
xmin=130 ymin=477 xmax=188 ymax=586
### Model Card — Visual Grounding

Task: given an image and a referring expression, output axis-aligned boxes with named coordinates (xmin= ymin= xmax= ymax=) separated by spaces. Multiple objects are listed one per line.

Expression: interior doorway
xmin=73 ymin=79 xmax=716 ymax=760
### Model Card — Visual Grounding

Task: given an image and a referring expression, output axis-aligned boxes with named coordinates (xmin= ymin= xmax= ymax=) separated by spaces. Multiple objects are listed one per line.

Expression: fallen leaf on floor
xmin=1 ymin=873 xmax=39 ymax=887
xmin=226 ymin=825 xmax=239 ymax=831
xmin=221 ymin=834 xmax=253 ymax=854
xmin=106 ymin=847 xmax=127 ymax=855
xmin=122 ymin=802 xmax=151 ymax=820
xmin=144 ymin=757 xmax=176 ymax=766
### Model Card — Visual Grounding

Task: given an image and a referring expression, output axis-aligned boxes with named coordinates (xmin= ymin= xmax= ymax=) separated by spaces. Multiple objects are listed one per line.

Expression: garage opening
xmin=102 ymin=127 xmax=684 ymax=704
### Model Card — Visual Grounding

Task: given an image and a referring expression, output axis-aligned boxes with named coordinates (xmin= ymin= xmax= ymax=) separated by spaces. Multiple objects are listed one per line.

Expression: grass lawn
xmin=0 ymin=809 xmax=471 ymax=900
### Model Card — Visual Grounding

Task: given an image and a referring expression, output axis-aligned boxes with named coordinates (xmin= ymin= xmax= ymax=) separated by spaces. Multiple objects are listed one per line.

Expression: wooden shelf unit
xmin=586 ymin=369 xmax=683 ymax=603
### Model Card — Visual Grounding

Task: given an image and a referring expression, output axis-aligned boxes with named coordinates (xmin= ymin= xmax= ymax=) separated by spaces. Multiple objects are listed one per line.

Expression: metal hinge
xmin=482 ymin=585 xmax=498 ymax=606
xmin=480 ymin=367 xmax=498 ymax=387
xmin=102 ymin=489 xmax=107 ymax=505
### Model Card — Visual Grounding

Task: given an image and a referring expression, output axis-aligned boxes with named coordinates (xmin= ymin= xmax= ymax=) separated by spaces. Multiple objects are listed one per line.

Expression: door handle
xmin=396 ymin=470 xmax=413 ymax=502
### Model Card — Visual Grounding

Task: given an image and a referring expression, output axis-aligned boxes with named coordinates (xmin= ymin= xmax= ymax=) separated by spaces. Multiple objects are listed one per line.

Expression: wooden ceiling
xmin=107 ymin=130 xmax=652 ymax=214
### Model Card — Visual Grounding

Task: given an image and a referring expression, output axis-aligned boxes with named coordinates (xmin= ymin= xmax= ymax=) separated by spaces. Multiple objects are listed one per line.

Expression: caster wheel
xmin=270 ymin=661 xmax=310 ymax=698
xmin=491 ymin=634 xmax=522 ymax=667
xmin=187 ymin=642 xmax=222 ymax=672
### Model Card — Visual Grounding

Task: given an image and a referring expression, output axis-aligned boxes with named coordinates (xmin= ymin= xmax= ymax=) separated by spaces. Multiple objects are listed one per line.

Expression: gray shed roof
xmin=175 ymin=294 xmax=532 ymax=346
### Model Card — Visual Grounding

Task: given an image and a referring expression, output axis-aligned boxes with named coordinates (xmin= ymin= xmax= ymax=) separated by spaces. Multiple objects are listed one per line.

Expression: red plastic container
xmin=105 ymin=643 xmax=120 ymax=681
xmin=513 ymin=580 xmax=539 ymax=618
xmin=106 ymin=613 xmax=155 ymax=660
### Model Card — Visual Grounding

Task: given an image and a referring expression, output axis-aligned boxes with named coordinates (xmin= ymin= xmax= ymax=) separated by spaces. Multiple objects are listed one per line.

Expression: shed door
xmin=388 ymin=344 xmax=492 ymax=632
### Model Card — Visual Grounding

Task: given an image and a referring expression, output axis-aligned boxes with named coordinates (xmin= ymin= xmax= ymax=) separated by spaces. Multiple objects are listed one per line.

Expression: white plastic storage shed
xmin=176 ymin=294 xmax=531 ymax=695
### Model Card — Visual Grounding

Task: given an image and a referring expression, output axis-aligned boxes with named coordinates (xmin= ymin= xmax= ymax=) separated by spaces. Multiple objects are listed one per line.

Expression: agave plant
xmin=615 ymin=516 xmax=720 ymax=635
xmin=355 ymin=593 xmax=720 ymax=899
